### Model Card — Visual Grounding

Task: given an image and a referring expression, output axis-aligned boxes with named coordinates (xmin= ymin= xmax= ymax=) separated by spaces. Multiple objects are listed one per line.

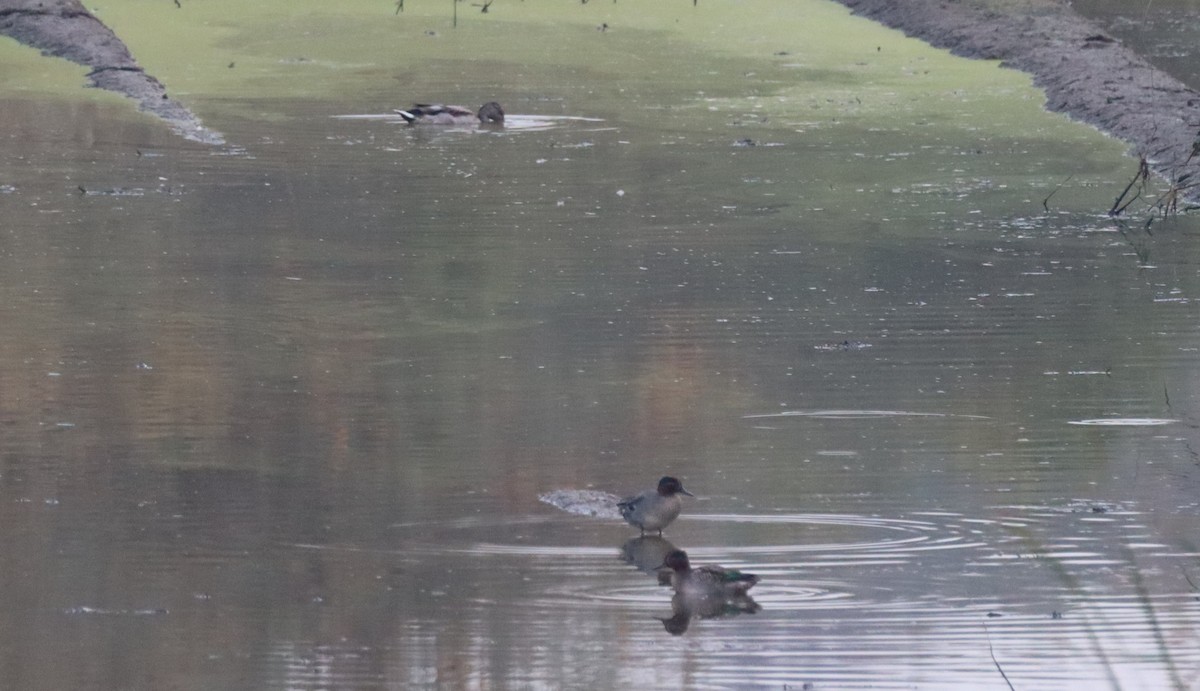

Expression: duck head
xmin=657 ymin=476 xmax=694 ymax=498
xmin=477 ymin=101 xmax=505 ymax=124
xmin=659 ymin=549 xmax=691 ymax=572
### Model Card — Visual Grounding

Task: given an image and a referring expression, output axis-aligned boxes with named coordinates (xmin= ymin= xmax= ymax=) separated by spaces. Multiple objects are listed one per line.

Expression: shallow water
xmin=3 ymin=0 xmax=1200 ymax=689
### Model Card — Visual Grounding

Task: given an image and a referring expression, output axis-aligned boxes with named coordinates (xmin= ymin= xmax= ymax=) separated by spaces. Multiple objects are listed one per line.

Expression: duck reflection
xmin=620 ymin=536 xmax=678 ymax=584
xmin=659 ymin=589 xmax=762 ymax=635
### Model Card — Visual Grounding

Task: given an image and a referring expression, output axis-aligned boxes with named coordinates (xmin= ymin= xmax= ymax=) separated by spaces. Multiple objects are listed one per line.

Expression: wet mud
xmin=833 ymin=0 xmax=1200 ymax=202
xmin=0 ymin=0 xmax=222 ymax=144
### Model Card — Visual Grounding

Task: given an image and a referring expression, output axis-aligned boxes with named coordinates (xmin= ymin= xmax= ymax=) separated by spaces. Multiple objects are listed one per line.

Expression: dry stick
xmin=1110 ymin=157 xmax=1150 ymax=217
xmin=1042 ymin=174 xmax=1073 ymax=211
xmin=1183 ymin=566 xmax=1200 ymax=593
xmin=983 ymin=620 xmax=1017 ymax=691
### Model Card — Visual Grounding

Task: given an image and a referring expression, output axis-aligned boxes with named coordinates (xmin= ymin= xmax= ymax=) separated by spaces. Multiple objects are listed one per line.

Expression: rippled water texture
xmin=2 ymin=0 xmax=1200 ymax=689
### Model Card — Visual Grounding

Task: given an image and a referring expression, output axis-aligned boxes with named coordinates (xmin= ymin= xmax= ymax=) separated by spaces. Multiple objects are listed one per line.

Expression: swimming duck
xmin=394 ymin=102 xmax=504 ymax=125
xmin=618 ymin=476 xmax=694 ymax=536
xmin=659 ymin=549 xmax=759 ymax=597
xmin=659 ymin=588 xmax=761 ymax=635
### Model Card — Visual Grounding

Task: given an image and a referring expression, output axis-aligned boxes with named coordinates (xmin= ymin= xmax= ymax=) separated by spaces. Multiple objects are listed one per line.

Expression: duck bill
xmin=680 ymin=488 xmax=695 ymax=497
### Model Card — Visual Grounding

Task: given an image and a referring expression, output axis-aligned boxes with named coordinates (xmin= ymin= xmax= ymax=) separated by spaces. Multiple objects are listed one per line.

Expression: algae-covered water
xmin=2 ymin=1 xmax=1200 ymax=688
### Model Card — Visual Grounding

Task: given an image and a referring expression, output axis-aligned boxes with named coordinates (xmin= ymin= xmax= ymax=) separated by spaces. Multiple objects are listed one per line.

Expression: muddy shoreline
xmin=0 ymin=0 xmax=222 ymax=144
xmin=832 ymin=0 xmax=1200 ymax=204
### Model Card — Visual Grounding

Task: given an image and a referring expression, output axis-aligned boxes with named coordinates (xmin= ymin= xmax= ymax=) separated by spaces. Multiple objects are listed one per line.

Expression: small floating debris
xmin=1069 ymin=500 xmax=1125 ymax=514
xmin=64 ymin=606 xmax=169 ymax=616
xmin=76 ymin=184 xmax=185 ymax=197
xmin=538 ymin=489 xmax=622 ymax=519
xmin=78 ymin=186 xmax=145 ymax=197
xmin=1067 ymin=418 xmax=1177 ymax=426
xmin=814 ymin=340 xmax=872 ymax=352
xmin=1082 ymin=33 xmax=1116 ymax=47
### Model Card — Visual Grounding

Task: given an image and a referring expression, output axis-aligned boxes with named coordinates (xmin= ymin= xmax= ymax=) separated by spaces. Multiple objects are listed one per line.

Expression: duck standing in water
xmin=618 ymin=476 xmax=694 ymax=536
xmin=659 ymin=549 xmax=759 ymax=598
xmin=395 ymin=101 xmax=505 ymax=125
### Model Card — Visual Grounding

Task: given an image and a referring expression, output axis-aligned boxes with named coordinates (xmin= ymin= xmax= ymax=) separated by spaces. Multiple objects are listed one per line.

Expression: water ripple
xmin=744 ymin=409 xmax=993 ymax=420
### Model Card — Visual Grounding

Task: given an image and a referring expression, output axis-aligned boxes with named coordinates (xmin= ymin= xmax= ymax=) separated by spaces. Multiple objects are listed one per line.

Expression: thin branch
xmin=984 ymin=620 xmax=1017 ymax=691
xmin=1182 ymin=566 xmax=1199 ymax=593
xmin=1042 ymin=174 xmax=1072 ymax=212
xmin=1110 ymin=157 xmax=1150 ymax=217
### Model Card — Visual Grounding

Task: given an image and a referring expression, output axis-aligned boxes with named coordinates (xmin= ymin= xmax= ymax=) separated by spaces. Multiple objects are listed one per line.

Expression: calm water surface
xmin=3 ymin=2 xmax=1200 ymax=689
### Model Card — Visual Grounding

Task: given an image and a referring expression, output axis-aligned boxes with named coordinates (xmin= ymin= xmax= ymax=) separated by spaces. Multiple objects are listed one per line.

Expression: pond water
xmin=3 ymin=0 xmax=1200 ymax=689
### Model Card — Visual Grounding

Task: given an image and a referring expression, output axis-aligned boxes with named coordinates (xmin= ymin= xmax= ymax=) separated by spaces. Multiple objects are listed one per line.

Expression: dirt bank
xmin=832 ymin=0 xmax=1200 ymax=205
xmin=0 ymin=0 xmax=222 ymax=144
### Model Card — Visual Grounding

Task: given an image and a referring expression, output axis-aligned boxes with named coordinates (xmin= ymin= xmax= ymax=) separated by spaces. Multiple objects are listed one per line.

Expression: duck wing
xmin=395 ymin=104 xmax=464 ymax=122
xmin=696 ymin=565 xmax=759 ymax=588
xmin=439 ymin=104 xmax=476 ymax=117
xmin=617 ymin=492 xmax=644 ymax=513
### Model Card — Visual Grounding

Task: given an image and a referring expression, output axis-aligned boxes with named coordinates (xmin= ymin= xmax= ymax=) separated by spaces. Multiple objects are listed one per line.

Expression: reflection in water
xmin=5 ymin=0 xmax=1200 ymax=685
xmin=622 ymin=538 xmax=764 ymax=635
xmin=657 ymin=549 xmax=762 ymax=634
xmin=620 ymin=535 xmax=677 ymax=584
xmin=660 ymin=590 xmax=762 ymax=636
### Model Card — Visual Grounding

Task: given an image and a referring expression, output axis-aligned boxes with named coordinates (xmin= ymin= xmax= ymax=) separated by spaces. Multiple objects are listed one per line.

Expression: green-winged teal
xmin=659 ymin=549 xmax=759 ymax=597
xmin=660 ymin=588 xmax=761 ymax=635
xmin=395 ymin=102 xmax=504 ymax=125
xmin=618 ymin=476 xmax=693 ymax=536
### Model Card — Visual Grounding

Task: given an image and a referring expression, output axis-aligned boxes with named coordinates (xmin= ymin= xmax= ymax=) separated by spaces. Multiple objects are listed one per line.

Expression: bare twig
xmin=1042 ymin=174 xmax=1073 ymax=211
xmin=1182 ymin=566 xmax=1199 ymax=592
xmin=1110 ymin=156 xmax=1150 ymax=217
xmin=983 ymin=620 xmax=1017 ymax=691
